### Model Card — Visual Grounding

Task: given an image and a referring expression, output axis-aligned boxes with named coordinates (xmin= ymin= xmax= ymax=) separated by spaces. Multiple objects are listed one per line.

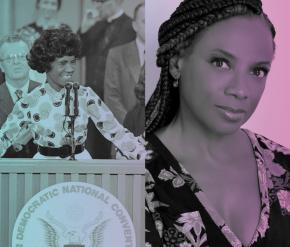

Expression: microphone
xmin=73 ymin=82 xmax=80 ymax=116
xmin=65 ymin=83 xmax=72 ymax=116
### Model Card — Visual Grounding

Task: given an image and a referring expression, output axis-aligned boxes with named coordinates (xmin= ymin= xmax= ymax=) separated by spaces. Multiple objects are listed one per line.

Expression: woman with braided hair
xmin=145 ymin=0 xmax=290 ymax=246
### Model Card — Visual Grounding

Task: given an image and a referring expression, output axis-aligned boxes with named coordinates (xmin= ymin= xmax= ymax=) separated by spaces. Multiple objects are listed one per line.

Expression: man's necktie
xmin=15 ymin=89 xmax=23 ymax=101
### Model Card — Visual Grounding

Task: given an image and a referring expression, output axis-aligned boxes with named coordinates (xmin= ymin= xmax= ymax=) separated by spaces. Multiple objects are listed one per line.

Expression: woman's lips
xmin=63 ymin=75 xmax=73 ymax=80
xmin=216 ymin=105 xmax=245 ymax=113
xmin=215 ymin=105 xmax=246 ymax=122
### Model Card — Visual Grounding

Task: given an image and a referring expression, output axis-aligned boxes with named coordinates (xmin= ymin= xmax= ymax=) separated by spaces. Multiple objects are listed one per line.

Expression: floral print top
xmin=0 ymin=83 xmax=146 ymax=159
xmin=146 ymin=129 xmax=290 ymax=247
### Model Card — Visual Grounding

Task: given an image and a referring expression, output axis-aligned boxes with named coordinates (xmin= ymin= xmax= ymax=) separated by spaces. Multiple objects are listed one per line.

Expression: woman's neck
xmin=156 ymin=111 xmax=246 ymax=168
xmin=46 ymin=78 xmax=62 ymax=92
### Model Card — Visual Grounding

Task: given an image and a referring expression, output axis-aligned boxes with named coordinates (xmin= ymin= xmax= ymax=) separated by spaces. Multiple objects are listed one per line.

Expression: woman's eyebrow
xmin=211 ymin=49 xmax=235 ymax=60
xmin=211 ymin=48 xmax=272 ymax=65
xmin=253 ymin=61 xmax=271 ymax=67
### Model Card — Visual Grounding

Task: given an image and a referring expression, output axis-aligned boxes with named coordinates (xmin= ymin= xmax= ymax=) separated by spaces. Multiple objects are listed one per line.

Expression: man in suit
xmin=79 ymin=0 xmax=136 ymax=99
xmin=79 ymin=0 xmax=136 ymax=158
xmin=123 ymin=63 xmax=145 ymax=136
xmin=104 ymin=3 xmax=145 ymax=124
xmin=0 ymin=69 xmax=4 ymax=84
xmin=0 ymin=34 xmax=39 ymax=158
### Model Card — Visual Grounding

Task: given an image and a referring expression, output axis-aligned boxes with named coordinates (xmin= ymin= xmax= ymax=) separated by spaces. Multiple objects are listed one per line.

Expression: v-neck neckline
xmin=150 ymin=128 xmax=270 ymax=247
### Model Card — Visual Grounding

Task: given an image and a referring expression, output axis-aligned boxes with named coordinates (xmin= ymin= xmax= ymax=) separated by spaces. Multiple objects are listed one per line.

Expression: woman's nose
xmin=65 ymin=64 xmax=75 ymax=73
xmin=224 ymin=73 xmax=248 ymax=100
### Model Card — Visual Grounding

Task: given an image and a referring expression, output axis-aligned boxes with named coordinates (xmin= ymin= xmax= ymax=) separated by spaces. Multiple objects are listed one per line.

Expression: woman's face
xmin=37 ymin=0 xmax=59 ymax=19
xmin=175 ymin=15 xmax=274 ymax=136
xmin=47 ymin=56 xmax=76 ymax=91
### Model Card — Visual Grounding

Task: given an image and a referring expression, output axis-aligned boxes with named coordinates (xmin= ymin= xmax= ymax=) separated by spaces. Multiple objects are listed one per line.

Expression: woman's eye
xmin=251 ymin=67 xmax=269 ymax=78
xmin=211 ymin=58 xmax=230 ymax=70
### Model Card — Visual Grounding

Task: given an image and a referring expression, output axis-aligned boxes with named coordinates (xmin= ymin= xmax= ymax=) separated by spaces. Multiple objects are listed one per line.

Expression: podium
xmin=64 ymin=245 xmax=84 ymax=247
xmin=0 ymin=159 xmax=145 ymax=247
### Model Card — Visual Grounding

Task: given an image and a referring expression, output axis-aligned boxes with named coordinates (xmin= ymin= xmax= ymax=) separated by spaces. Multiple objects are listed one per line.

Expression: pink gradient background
xmin=146 ymin=0 xmax=290 ymax=147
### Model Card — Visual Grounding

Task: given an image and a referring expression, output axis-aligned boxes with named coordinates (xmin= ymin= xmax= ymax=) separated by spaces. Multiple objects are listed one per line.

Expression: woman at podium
xmin=0 ymin=27 xmax=146 ymax=160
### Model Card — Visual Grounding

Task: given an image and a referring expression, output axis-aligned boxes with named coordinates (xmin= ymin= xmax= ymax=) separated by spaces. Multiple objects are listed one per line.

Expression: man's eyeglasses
xmin=92 ymin=0 xmax=110 ymax=3
xmin=0 ymin=53 xmax=27 ymax=64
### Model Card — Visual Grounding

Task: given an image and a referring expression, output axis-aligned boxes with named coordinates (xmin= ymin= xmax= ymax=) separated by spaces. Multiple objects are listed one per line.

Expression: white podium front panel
xmin=0 ymin=159 xmax=145 ymax=247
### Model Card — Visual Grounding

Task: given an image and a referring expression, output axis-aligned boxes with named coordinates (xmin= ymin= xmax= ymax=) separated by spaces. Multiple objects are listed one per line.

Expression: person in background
xmin=79 ymin=0 xmax=136 ymax=98
xmin=18 ymin=0 xmax=66 ymax=44
xmin=104 ymin=2 xmax=145 ymax=124
xmin=123 ymin=63 xmax=145 ymax=136
xmin=0 ymin=34 xmax=40 ymax=158
xmin=17 ymin=0 xmax=69 ymax=84
xmin=0 ymin=70 xmax=4 ymax=85
xmin=145 ymin=0 xmax=290 ymax=246
xmin=0 ymin=28 xmax=146 ymax=160
xmin=79 ymin=0 xmax=136 ymax=158
xmin=116 ymin=64 xmax=145 ymax=159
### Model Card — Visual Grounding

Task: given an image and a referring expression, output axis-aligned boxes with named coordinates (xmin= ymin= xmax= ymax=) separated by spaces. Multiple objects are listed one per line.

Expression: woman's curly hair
xmin=145 ymin=0 xmax=276 ymax=135
xmin=27 ymin=27 xmax=81 ymax=73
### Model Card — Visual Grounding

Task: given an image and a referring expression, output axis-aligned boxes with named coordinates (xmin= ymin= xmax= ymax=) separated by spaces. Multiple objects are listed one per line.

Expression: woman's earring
xmin=173 ymin=77 xmax=179 ymax=88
